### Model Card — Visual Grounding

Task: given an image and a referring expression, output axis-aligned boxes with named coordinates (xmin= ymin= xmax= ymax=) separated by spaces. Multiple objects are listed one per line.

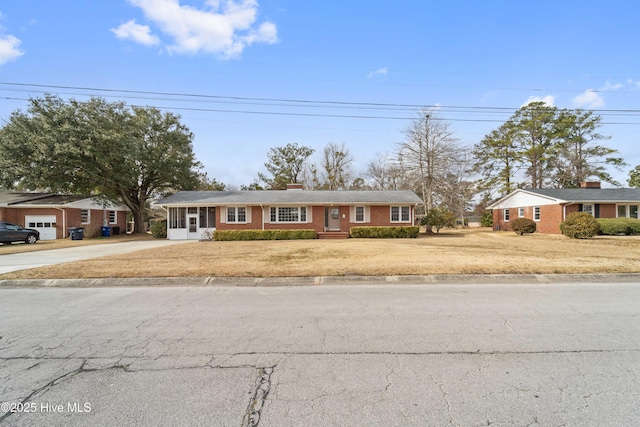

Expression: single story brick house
xmin=0 ymin=192 xmax=129 ymax=240
xmin=488 ymin=182 xmax=640 ymax=234
xmin=155 ymin=184 xmax=423 ymax=240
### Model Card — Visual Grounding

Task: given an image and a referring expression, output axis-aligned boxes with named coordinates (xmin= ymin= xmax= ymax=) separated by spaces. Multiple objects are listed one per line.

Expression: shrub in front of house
xmin=213 ymin=229 xmax=317 ymax=241
xmin=420 ymin=207 xmax=457 ymax=234
xmin=350 ymin=226 xmax=420 ymax=238
xmin=481 ymin=210 xmax=493 ymax=227
xmin=597 ymin=218 xmax=640 ymax=235
xmin=560 ymin=212 xmax=600 ymax=239
xmin=511 ymin=217 xmax=537 ymax=235
xmin=150 ymin=220 xmax=167 ymax=238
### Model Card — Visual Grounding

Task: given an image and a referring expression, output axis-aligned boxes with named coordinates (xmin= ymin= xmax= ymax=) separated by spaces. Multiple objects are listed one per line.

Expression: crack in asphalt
xmin=1 ymin=347 xmax=638 ymax=363
xmin=242 ymin=366 xmax=275 ymax=427
xmin=0 ymin=360 xmax=86 ymax=424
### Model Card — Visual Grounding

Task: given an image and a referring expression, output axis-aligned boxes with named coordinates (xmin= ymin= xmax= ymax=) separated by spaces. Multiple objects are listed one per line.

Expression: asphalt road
xmin=1 ymin=283 xmax=639 ymax=426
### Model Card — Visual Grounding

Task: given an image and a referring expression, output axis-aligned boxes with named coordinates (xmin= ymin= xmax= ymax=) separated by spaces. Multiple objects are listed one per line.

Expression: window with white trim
xmin=504 ymin=209 xmax=510 ymax=222
xmin=169 ymin=207 xmax=186 ymax=229
xmin=109 ymin=210 xmax=117 ymax=224
xmin=227 ymin=207 xmax=248 ymax=223
xmin=581 ymin=204 xmax=594 ymax=216
xmin=617 ymin=204 xmax=639 ymax=219
xmin=269 ymin=207 xmax=307 ymax=223
xmin=391 ymin=206 xmax=410 ymax=222
xmin=533 ymin=206 xmax=541 ymax=221
xmin=518 ymin=207 xmax=525 ymax=217
xmin=81 ymin=209 xmax=90 ymax=224
xmin=355 ymin=206 xmax=365 ymax=222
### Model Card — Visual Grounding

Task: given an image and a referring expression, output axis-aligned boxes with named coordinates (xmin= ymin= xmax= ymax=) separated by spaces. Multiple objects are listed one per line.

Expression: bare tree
xmin=313 ymin=142 xmax=353 ymax=190
xmin=399 ymin=109 xmax=462 ymax=217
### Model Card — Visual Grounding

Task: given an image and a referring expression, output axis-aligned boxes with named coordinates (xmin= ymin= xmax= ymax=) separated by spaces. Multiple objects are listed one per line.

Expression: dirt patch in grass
xmin=2 ymin=228 xmax=639 ymax=279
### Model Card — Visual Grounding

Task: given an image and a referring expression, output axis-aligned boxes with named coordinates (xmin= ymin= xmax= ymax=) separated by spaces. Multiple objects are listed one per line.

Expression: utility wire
xmin=1 ymin=82 xmax=640 ymax=125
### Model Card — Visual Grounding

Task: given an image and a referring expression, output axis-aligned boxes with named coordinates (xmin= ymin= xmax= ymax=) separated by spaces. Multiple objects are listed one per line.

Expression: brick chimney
xmin=286 ymin=183 xmax=304 ymax=190
xmin=580 ymin=182 xmax=601 ymax=189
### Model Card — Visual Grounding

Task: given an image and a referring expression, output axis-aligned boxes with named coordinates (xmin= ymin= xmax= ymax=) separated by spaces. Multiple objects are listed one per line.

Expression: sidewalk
xmin=2 ymin=273 xmax=639 ymax=288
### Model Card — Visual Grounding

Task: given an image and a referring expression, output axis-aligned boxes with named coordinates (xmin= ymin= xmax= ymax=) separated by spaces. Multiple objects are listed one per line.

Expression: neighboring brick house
xmin=0 ymin=192 xmax=129 ymax=240
xmin=488 ymin=182 xmax=640 ymax=234
xmin=155 ymin=184 xmax=423 ymax=240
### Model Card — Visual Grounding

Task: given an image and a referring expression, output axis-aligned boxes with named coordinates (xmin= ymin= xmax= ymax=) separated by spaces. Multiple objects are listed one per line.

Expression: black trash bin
xmin=68 ymin=227 xmax=84 ymax=240
xmin=101 ymin=226 xmax=111 ymax=237
xmin=112 ymin=226 xmax=120 ymax=235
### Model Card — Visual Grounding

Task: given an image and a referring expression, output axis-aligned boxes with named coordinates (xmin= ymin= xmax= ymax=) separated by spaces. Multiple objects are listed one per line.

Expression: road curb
xmin=1 ymin=273 xmax=639 ymax=288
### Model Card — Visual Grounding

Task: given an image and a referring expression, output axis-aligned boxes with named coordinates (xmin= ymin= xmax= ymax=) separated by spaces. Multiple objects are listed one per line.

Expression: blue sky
xmin=1 ymin=0 xmax=639 ymax=188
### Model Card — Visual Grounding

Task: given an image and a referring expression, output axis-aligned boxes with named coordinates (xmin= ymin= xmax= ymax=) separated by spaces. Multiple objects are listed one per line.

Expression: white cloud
xmin=627 ymin=78 xmax=640 ymax=90
xmin=111 ymin=20 xmax=160 ymax=46
xmin=0 ymin=11 xmax=24 ymax=65
xmin=522 ymin=95 xmax=555 ymax=107
xmin=572 ymin=89 xmax=604 ymax=108
xmin=0 ymin=34 xmax=23 ymax=64
xmin=600 ymin=80 xmax=624 ymax=91
xmin=118 ymin=0 xmax=278 ymax=58
xmin=366 ymin=67 xmax=387 ymax=79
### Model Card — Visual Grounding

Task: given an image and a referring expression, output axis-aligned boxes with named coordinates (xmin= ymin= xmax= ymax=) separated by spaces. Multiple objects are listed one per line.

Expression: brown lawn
xmin=2 ymin=228 xmax=639 ymax=279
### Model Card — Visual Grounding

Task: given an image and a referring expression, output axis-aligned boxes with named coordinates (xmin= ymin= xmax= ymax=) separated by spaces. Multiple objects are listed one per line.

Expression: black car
xmin=0 ymin=221 xmax=40 ymax=244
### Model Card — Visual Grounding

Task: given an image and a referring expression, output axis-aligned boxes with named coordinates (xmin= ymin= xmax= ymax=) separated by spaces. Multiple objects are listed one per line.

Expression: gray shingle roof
xmin=525 ymin=188 xmax=640 ymax=202
xmin=156 ymin=190 xmax=423 ymax=206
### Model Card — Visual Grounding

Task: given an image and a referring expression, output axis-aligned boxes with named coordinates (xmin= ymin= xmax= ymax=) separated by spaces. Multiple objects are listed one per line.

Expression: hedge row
xmin=213 ymin=229 xmax=317 ymax=241
xmin=596 ymin=218 xmax=640 ymax=235
xmin=350 ymin=226 xmax=420 ymax=238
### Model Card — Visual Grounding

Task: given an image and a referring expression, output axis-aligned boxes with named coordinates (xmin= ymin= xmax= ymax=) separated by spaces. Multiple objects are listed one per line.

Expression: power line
xmin=1 ymin=82 xmax=640 ymax=125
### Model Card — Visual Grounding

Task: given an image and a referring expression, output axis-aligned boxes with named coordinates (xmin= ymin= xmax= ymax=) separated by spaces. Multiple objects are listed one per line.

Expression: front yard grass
xmin=2 ymin=228 xmax=639 ymax=279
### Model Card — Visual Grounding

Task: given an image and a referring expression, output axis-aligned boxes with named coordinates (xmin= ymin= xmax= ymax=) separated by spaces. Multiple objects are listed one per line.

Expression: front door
xmin=325 ymin=207 xmax=341 ymax=231
xmin=187 ymin=208 xmax=199 ymax=240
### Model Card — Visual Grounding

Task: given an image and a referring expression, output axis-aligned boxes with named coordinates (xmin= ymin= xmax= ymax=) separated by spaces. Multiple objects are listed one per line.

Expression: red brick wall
xmin=598 ymin=204 xmax=616 ymax=218
xmin=536 ymin=205 xmax=564 ymax=234
xmin=493 ymin=205 xmax=564 ymax=234
xmin=1 ymin=207 xmax=127 ymax=239
xmin=491 ymin=203 xmax=628 ymax=234
xmin=214 ymin=205 xmax=414 ymax=233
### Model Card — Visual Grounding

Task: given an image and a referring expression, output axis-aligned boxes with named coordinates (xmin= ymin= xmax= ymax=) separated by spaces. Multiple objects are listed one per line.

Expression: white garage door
xmin=25 ymin=215 xmax=57 ymax=240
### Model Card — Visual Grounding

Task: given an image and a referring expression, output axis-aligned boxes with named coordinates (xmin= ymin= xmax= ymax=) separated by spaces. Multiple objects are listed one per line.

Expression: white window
xmin=617 ymin=204 xmax=639 ymax=219
xmin=582 ymin=204 xmax=594 ymax=216
xmin=169 ymin=207 xmax=186 ymax=229
xmin=534 ymin=206 xmax=541 ymax=221
xmin=518 ymin=207 xmax=525 ymax=217
xmin=269 ymin=207 xmax=308 ymax=223
xmin=504 ymin=209 xmax=510 ymax=222
xmin=355 ymin=206 xmax=365 ymax=222
xmin=109 ymin=211 xmax=117 ymax=224
xmin=81 ymin=209 xmax=90 ymax=224
xmin=227 ymin=207 xmax=248 ymax=223
xmin=391 ymin=206 xmax=410 ymax=223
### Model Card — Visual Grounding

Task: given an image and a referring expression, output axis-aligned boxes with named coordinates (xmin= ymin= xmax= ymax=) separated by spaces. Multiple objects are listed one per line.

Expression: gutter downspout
xmin=53 ymin=206 xmax=66 ymax=239
xmin=260 ymin=204 xmax=265 ymax=230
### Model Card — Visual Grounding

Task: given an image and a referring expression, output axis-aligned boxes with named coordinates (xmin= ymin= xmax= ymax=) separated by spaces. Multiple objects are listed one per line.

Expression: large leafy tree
xmin=258 ymin=142 xmax=314 ymax=190
xmin=0 ymin=95 xmax=201 ymax=233
xmin=629 ymin=165 xmax=640 ymax=188
xmin=473 ymin=103 xmax=624 ymax=194
xmin=472 ymin=122 xmax=520 ymax=194
xmin=510 ymin=102 xmax=562 ymax=189
xmin=553 ymin=109 xmax=625 ymax=187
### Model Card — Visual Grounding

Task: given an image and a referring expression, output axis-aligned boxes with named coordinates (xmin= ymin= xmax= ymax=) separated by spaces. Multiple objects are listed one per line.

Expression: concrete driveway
xmin=0 ymin=240 xmax=193 ymax=274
